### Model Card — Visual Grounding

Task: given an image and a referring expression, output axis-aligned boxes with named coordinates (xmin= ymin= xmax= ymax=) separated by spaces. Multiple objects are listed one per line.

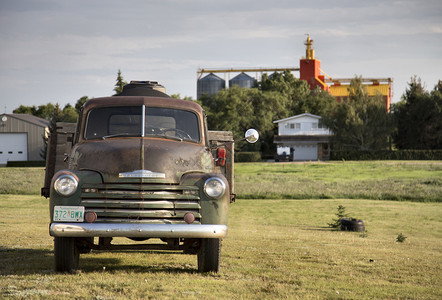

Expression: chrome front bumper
xmin=50 ymin=223 xmax=227 ymax=238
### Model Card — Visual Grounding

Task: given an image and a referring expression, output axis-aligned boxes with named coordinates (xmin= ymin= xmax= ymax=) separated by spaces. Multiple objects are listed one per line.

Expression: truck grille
xmin=80 ymin=183 xmax=201 ymax=224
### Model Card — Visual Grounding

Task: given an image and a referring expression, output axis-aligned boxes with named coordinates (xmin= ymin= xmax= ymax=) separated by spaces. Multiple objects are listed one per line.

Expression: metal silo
xmin=229 ymin=72 xmax=256 ymax=89
xmin=197 ymin=73 xmax=225 ymax=99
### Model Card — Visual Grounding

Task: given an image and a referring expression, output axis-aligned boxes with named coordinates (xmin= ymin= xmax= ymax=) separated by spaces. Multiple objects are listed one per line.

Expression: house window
xmin=285 ymin=123 xmax=296 ymax=129
xmin=284 ymin=122 xmax=301 ymax=130
xmin=312 ymin=123 xmax=318 ymax=129
xmin=318 ymin=120 xmax=324 ymax=128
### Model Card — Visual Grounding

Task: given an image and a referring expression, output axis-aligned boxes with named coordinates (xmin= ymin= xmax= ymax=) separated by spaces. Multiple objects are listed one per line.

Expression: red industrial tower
xmin=299 ymin=35 xmax=329 ymax=92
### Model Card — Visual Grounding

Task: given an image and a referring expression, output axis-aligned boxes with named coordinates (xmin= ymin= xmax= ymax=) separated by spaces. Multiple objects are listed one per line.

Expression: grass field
xmin=235 ymin=161 xmax=442 ymax=201
xmin=0 ymin=167 xmax=44 ymax=195
xmin=0 ymin=162 xmax=441 ymax=299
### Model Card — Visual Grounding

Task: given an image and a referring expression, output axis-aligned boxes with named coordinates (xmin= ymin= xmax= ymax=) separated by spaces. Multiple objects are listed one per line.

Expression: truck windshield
xmin=84 ymin=106 xmax=200 ymax=142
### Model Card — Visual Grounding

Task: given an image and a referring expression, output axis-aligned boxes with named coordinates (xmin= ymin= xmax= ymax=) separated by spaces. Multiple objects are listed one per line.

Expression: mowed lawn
xmin=0 ymin=162 xmax=441 ymax=299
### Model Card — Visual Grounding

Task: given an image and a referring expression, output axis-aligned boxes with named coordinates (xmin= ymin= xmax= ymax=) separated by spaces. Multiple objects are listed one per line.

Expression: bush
xmin=235 ymin=152 xmax=262 ymax=162
xmin=330 ymin=150 xmax=442 ymax=161
xmin=396 ymin=233 xmax=407 ymax=243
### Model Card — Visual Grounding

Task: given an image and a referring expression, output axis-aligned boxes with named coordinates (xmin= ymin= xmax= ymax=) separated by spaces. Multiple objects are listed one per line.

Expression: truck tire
xmin=340 ymin=218 xmax=365 ymax=232
xmin=197 ymin=238 xmax=221 ymax=273
xmin=54 ymin=237 xmax=79 ymax=273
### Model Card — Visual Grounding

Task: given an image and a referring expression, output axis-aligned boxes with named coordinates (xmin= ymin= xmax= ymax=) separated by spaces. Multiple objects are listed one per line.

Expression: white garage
xmin=293 ymin=144 xmax=318 ymax=161
xmin=0 ymin=133 xmax=28 ymax=164
xmin=0 ymin=114 xmax=50 ymax=166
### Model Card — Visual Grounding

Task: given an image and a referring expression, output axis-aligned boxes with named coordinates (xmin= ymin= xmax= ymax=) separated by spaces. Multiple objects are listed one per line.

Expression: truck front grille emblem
xmin=119 ymin=170 xmax=166 ymax=178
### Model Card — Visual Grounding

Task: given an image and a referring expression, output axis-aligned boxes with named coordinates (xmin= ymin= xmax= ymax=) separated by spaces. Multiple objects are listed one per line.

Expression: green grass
xmin=235 ymin=161 xmax=442 ymax=201
xmin=0 ymin=195 xmax=441 ymax=299
xmin=0 ymin=167 xmax=45 ymax=195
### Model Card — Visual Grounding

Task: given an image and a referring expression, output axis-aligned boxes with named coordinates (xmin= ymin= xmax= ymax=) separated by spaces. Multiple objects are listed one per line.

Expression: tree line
xmin=200 ymin=72 xmax=441 ymax=154
xmin=13 ymin=69 xmax=127 ymax=125
xmin=13 ymin=70 xmax=441 ymax=154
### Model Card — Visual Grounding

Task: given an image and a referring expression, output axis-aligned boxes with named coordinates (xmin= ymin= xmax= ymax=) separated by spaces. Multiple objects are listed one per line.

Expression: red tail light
xmin=216 ymin=148 xmax=226 ymax=166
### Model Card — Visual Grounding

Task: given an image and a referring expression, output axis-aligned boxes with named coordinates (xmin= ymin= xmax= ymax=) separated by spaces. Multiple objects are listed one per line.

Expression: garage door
xmin=293 ymin=144 xmax=318 ymax=161
xmin=0 ymin=133 xmax=28 ymax=164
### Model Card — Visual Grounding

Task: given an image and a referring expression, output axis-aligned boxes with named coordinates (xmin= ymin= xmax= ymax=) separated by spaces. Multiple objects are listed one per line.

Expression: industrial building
xmin=0 ymin=114 xmax=50 ymax=165
xmin=196 ymin=36 xmax=392 ymax=111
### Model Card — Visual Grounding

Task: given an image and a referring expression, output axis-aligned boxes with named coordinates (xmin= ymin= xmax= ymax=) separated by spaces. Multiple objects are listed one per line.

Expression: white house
xmin=273 ymin=113 xmax=332 ymax=161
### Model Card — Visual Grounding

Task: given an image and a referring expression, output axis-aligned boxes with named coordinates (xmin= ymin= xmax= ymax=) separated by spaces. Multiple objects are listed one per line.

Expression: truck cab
xmin=42 ymin=81 xmax=258 ymax=273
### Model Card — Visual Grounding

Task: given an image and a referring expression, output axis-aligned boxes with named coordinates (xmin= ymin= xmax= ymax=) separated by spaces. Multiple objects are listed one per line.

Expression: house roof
xmin=1 ymin=113 xmax=50 ymax=128
xmin=273 ymin=113 xmax=322 ymax=124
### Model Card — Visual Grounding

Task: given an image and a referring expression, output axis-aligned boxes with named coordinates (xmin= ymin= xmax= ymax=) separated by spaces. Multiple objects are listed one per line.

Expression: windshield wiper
xmin=102 ymin=133 xmax=140 ymax=140
xmin=147 ymin=133 xmax=183 ymax=142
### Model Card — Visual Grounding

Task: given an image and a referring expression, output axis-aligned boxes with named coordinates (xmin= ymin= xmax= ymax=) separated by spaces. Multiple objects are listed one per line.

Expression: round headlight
xmin=204 ymin=177 xmax=226 ymax=199
xmin=54 ymin=174 xmax=78 ymax=196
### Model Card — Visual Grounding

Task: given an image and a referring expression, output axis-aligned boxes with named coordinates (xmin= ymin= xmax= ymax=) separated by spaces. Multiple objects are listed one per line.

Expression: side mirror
xmin=245 ymin=129 xmax=259 ymax=144
xmin=211 ymin=128 xmax=259 ymax=150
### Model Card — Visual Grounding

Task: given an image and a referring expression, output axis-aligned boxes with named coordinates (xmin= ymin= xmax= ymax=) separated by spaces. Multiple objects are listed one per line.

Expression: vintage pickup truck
xmin=42 ymin=81 xmax=258 ymax=273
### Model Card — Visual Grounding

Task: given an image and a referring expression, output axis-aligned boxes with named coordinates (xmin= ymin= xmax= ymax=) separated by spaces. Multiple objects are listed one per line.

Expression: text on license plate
xmin=54 ymin=206 xmax=84 ymax=222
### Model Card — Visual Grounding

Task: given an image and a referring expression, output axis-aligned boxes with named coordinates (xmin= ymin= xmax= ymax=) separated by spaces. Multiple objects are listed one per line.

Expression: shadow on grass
xmin=81 ymin=262 xmax=198 ymax=274
xmin=300 ymin=226 xmax=336 ymax=231
xmin=0 ymin=247 xmax=197 ymax=275
xmin=0 ymin=247 xmax=53 ymax=275
xmin=81 ymin=251 xmax=198 ymax=274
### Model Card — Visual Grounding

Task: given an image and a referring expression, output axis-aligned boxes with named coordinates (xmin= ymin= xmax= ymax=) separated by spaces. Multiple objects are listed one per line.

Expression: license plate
xmin=53 ymin=206 xmax=85 ymax=222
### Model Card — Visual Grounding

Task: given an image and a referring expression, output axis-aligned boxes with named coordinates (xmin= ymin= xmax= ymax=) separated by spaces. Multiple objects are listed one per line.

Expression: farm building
xmin=0 ymin=113 xmax=50 ymax=165
xmin=273 ymin=113 xmax=332 ymax=161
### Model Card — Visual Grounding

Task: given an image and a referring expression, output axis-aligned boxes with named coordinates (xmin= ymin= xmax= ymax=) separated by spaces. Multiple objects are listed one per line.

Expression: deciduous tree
xmin=13 ymin=102 xmax=80 ymax=123
xmin=75 ymin=96 xmax=89 ymax=114
xmin=260 ymin=71 xmax=335 ymax=117
xmin=323 ymin=76 xmax=394 ymax=151
xmin=61 ymin=104 xmax=78 ymax=123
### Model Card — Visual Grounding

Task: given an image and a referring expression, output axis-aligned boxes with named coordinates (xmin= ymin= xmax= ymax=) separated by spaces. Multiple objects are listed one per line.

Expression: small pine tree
xmin=114 ymin=69 xmax=127 ymax=94
xmin=328 ymin=205 xmax=349 ymax=228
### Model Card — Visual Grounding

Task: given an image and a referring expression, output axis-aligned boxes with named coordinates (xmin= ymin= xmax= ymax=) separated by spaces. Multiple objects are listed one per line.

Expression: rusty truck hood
xmin=69 ymin=138 xmax=213 ymax=183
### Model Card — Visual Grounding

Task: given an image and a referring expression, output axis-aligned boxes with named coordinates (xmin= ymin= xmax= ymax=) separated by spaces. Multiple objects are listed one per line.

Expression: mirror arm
xmin=209 ymin=137 xmax=252 ymax=150
xmin=209 ymin=139 xmax=233 ymax=150
xmin=209 ymin=128 xmax=259 ymax=150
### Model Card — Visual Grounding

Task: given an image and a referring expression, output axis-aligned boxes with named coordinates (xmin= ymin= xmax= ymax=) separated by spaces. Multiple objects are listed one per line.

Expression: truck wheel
xmin=197 ymin=238 xmax=221 ymax=273
xmin=54 ymin=237 xmax=79 ymax=273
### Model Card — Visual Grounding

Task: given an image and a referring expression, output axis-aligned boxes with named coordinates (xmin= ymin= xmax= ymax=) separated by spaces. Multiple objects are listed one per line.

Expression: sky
xmin=0 ymin=0 xmax=441 ymax=113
